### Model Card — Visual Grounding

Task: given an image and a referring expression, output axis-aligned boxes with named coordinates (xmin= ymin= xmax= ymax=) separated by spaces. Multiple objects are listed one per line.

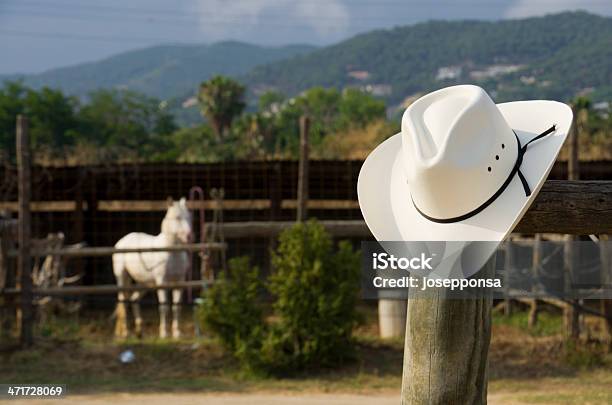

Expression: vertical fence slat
xmin=297 ymin=116 xmax=310 ymax=222
xmin=16 ymin=115 xmax=33 ymax=346
xmin=564 ymin=107 xmax=580 ymax=340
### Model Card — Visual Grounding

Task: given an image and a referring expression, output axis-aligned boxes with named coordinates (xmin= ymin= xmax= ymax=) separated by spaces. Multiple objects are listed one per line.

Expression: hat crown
xmin=401 ymin=85 xmax=517 ymax=220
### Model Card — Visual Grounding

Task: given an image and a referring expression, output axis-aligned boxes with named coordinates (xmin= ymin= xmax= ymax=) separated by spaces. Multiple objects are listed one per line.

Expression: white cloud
xmin=505 ymin=0 xmax=612 ymax=18
xmin=193 ymin=0 xmax=349 ymax=40
xmin=294 ymin=1 xmax=350 ymax=37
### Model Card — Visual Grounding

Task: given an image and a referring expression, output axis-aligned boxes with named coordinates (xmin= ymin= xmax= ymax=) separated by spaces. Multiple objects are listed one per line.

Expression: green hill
xmin=243 ymin=11 xmax=612 ymax=107
xmin=2 ymin=41 xmax=316 ymax=100
xmin=2 ymin=11 xmax=610 ymax=125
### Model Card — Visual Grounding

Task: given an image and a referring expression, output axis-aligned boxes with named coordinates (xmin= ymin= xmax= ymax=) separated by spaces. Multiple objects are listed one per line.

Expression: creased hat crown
xmin=401 ymin=85 xmax=518 ymax=220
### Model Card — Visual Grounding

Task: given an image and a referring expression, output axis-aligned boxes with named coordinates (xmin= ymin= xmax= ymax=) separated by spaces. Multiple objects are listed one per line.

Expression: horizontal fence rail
xmin=515 ymin=180 xmax=611 ymax=234
xmin=1 ymin=161 xmax=610 ymax=206
xmin=204 ymin=181 xmax=612 ymax=236
xmin=6 ymin=242 xmax=226 ymax=258
xmin=209 ymin=220 xmax=370 ymax=238
xmin=0 ymin=199 xmax=360 ymax=212
xmin=2 ymin=280 xmax=211 ymax=297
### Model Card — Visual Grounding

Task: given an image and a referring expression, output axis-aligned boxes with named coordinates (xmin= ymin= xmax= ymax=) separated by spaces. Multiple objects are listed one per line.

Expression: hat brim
xmin=358 ymin=100 xmax=572 ymax=275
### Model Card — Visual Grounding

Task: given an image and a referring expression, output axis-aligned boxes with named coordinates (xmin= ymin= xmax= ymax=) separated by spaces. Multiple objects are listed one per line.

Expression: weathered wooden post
xmin=528 ymin=234 xmax=542 ymax=329
xmin=503 ymin=238 xmax=513 ymax=316
xmin=401 ymin=259 xmax=494 ymax=404
xmin=0 ymin=218 xmax=11 ymax=341
xmin=16 ymin=115 xmax=33 ymax=346
xmin=600 ymin=235 xmax=612 ymax=352
xmin=268 ymin=162 xmax=283 ymax=270
xmin=72 ymin=168 xmax=85 ymax=278
xmin=568 ymin=103 xmax=581 ymax=181
xmin=297 ymin=115 xmax=310 ymax=222
xmin=564 ymin=107 xmax=580 ymax=340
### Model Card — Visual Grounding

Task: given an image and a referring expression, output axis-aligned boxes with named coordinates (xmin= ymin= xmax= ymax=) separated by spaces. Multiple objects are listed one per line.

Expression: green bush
xmin=198 ymin=257 xmax=265 ymax=367
xmin=199 ymin=221 xmax=361 ymax=374
xmin=263 ymin=220 xmax=361 ymax=373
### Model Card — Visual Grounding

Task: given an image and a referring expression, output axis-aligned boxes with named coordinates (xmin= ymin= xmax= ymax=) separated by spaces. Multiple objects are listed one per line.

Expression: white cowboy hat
xmin=358 ymin=85 xmax=572 ymax=277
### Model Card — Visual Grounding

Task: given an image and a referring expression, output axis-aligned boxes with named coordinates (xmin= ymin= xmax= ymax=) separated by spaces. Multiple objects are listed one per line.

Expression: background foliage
xmin=264 ymin=220 xmax=361 ymax=373
xmin=199 ymin=221 xmax=361 ymax=374
xmin=198 ymin=257 xmax=266 ymax=370
xmin=0 ymin=79 xmax=388 ymax=163
xmin=0 ymin=12 xmax=610 ymax=163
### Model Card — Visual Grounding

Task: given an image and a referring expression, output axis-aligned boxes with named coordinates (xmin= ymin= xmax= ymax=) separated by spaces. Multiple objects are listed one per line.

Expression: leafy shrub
xmin=199 ymin=221 xmax=361 ymax=374
xmin=262 ymin=220 xmax=361 ymax=373
xmin=198 ymin=257 xmax=265 ymax=367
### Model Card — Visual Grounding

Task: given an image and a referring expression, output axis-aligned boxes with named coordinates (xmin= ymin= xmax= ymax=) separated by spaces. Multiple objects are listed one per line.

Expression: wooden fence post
xmin=600 ymin=235 xmax=612 ymax=352
xmin=269 ymin=162 xmax=282 ymax=262
xmin=72 ymin=168 xmax=85 ymax=278
xmin=16 ymin=115 xmax=33 ymax=346
xmin=503 ymin=239 xmax=513 ymax=316
xmin=297 ymin=116 xmax=310 ymax=222
xmin=564 ymin=106 xmax=580 ymax=340
xmin=0 ymin=221 xmax=10 ymax=341
xmin=528 ymin=234 xmax=542 ymax=329
xmin=401 ymin=258 xmax=494 ymax=404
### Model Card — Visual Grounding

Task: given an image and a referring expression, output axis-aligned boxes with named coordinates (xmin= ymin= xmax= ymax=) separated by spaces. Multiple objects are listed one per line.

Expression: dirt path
xmin=4 ymin=392 xmax=528 ymax=405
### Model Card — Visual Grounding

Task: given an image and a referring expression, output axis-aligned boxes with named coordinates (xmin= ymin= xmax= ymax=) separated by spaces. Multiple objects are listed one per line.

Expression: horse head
xmin=161 ymin=197 xmax=193 ymax=244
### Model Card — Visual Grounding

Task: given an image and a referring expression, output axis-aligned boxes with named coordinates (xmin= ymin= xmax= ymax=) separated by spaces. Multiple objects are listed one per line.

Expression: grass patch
xmin=493 ymin=370 xmax=612 ymax=404
xmin=38 ymin=316 xmax=80 ymax=339
xmin=493 ymin=310 xmax=563 ymax=337
xmin=1 ymin=306 xmax=610 ymax=400
xmin=563 ymin=340 xmax=607 ymax=368
xmin=0 ymin=332 xmax=403 ymax=394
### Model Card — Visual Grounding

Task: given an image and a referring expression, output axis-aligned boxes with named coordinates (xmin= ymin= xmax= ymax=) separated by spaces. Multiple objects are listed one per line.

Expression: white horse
xmin=112 ymin=197 xmax=193 ymax=339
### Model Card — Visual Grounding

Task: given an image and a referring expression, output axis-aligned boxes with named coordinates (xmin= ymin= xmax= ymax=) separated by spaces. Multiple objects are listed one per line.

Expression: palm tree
xmin=198 ymin=76 xmax=246 ymax=139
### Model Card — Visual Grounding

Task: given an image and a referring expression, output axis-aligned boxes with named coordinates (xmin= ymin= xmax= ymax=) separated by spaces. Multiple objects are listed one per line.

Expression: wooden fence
xmin=1 ymin=114 xmax=612 ymax=404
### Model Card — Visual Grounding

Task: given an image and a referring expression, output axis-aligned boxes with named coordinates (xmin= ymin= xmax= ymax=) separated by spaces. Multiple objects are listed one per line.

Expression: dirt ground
xmin=3 ymin=392 xmax=536 ymax=405
xmin=1 ymin=307 xmax=611 ymax=405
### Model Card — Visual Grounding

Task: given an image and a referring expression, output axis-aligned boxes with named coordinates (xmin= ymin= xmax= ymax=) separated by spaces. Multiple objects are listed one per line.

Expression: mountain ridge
xmin=1 ymin=41 xmax=317 ymax=100
xmin=242 ymin=11 xmax=612 ymax=106
xmin=2 ymin=11 xmax=610 ymax=116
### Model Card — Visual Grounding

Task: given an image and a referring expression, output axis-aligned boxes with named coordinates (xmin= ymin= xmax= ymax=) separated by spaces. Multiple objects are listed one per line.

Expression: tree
xmin=78 ymin=89 xmax=177 ymax=160
xmin=0 ymin=81 xmax=79 ymax=161
xmin=164 ymin=125 xmax=241 ymax=163
xmin=338 ymin=88 xmax=386 ymax=128
xmin=0 ymin=81 xmax=27 ymax=158
xmin=258 ymin=90 xmax=285 ymax=113
xmin=571 ymin=96 xmax=591 ymax=140
xmin=198 ymin=76 xmax=246 ymax=139
xmin=231 ymin=112 xmax=277 ymax=159
xmin=257 ymin=86 xmax=387 ymax=158
xmin=25 ymin=87 xmax=79 ymax=150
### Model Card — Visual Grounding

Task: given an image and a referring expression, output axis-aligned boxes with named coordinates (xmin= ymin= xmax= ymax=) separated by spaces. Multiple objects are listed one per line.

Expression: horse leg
xmin=157 ymin=288 xmax=169 ymax=339
xmin=171 ymin=288 xmax=182 ymax=339
xmin=113 ymin=257 xmax=130 ymax=339
xmin=130 ymin=291 xmax=144 ymax=338
xmin=115 ymin=297 xmax=128 ymax=339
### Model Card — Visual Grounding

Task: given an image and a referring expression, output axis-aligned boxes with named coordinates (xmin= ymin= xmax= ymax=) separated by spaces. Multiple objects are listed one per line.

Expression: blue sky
xmin=0 ymin=0 xmax=611 ymax=74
